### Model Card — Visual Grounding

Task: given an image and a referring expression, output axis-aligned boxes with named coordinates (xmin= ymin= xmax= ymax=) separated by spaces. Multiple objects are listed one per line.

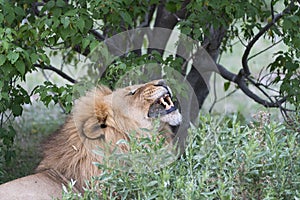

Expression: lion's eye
xmin=128 ymin=89 xmax=137 ymax=95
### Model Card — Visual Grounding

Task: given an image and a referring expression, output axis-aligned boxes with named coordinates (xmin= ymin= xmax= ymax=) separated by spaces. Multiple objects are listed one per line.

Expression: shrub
xmin=62 ymin=114 xmax=300 ymax=199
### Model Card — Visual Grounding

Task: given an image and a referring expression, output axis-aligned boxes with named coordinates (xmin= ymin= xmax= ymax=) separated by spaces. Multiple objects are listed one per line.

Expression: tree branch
xmin=242 ymin=3 xmax=293 ymax=76
xmin=34 ymin=64 xmax=77 ymax=84
xmin=89 ymin=29 xmax=105 ymax=41
xmin=215 ymin=64 xmax=237 ymax=82
xmin=148 ymin=0 xmax=190 ymax=55
xmin=248 ymin=38 xmax=283 ymax=61
xmin=138 ymin=5 xmax=156 ymax=28
xmin=216 ymin=64 xmax=287 ymax=108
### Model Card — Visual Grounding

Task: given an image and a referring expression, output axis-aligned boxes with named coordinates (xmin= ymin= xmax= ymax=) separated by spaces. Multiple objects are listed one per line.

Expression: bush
xmin=62 ymin=114 xmax=300 ymax=199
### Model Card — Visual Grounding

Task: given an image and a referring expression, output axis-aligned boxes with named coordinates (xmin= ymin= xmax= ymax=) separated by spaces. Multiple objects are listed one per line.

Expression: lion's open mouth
xmin=148 ymin=93 xmax=177 ymax=118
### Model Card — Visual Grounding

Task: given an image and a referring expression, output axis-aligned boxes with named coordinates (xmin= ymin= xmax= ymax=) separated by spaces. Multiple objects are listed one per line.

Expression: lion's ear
xmin=82 ymin=118 xmax=105 ymax=140
xmin=80 ymin=101 xmax=111 ymax=140
xmin=95 ymin=101 xmax=111 ymax=129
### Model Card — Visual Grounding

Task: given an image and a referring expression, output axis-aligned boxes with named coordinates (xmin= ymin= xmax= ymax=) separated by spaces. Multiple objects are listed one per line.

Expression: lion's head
xmin=36 ymin=79 xmax=182 ymax=192
xmin=75 ymin=79 xmax=182 ymax=144
xmin=108 ymin=79 xmax=182 ymax=126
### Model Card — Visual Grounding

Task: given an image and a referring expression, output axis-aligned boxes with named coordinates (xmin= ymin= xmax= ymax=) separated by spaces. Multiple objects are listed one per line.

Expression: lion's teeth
xmin=161 ymin=99 xmax=167 ymax=106
xmin=165 ymin=104 xmax=171 ymax=110
xmin=159 ymin=97 xmax=169 ymax=108
xmin=166 ymin=96 xmax=174 ymax=107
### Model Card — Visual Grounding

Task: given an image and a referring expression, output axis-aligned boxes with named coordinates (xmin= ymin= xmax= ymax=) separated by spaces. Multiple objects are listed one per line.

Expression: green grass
xmin=62 ymin=113 xmax=300 ymax=200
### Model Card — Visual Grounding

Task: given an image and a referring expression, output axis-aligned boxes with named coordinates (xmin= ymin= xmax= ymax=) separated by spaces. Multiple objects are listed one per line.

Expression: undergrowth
xmin=62 ymin=113 xmax=300 ymax=200
xmin=0 ymin=102 xmax=65 ymax=183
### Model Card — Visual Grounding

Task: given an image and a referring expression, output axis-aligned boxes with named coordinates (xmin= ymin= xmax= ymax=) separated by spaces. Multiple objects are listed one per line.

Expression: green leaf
xmin=0 ymin=80 xmax=3 ymax=90
xmin=82 ymin=38 xmax=90 ymax=50
xmin=14 ymin=6 xmax=26 ymax=17
xmin=120 ymin=11 xmax=133 ymax=26
xmin=286 ymin=61 xmax=298 ymax=71
xmin=59 ymin=28 xmax=73 ymax=40
xmin=15 ymin=60 xmax=26 ymax=76
xmin=46 ymin=0 xmax=55 ymax=9
xmin=65 ymin=10 xmax=77 ymax=16
xmin=48 ymin=36 xmax=56 ymax=46
xmin=41 ymin=30 xmax=50 ymax=39
xmin=165 ymin=2 xmax=179 ymax=13
xmin=56 ymin=0 xmax=66 ymax=7
xmin=224 ymin=82 xmax=230 ymax=92
xmin=30 ymin=53 xmax=39 ymax=63
xmin=77 ymin=18 xmax=85 ymax=33
xmin=282 ymin=19 xmax=293 ymax=31
xmin=44 ymin=18 xmax=53 ymax=27
xmin=61 ymin=17 xmax=70 ymax=28
xmin=40 ymin=54 xmax=50 ymax=65
xmin=0 ymin=13 xmax=4 ymax=23
xmin=90 ymin=40 xmax=99 ymax=51
xmin=1 ymin=40 xmax=10 ymax=50
xmin=6 ymin=13 xmax=15 ymax=25
xmin=11 ymin=104 xmax=23 ymax=116
xmin=83 ymin=16 xmax=93 ymax=30
xmin=52 ymin=17 xmax=60 ymax=29
xmin=7 ymin=51 xmax=19 ymax=64
xmin=0 ymin=91 xmax=9 ymax=101
xmin=52 ymin=7 xmax=62 ymax=17
xmin=0 ymin=54 xmax=6 ymax=66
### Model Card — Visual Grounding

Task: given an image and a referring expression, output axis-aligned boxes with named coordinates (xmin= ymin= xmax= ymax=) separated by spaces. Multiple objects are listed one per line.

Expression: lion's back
xmin=0 ymin=172 xmax=62 ymax=200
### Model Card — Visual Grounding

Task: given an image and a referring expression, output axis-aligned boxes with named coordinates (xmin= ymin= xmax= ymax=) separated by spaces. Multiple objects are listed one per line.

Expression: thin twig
xmin=216 ymin=89 xmax=238 ymax=104
xmin=248 ymin=38 xmax=283 ymax=61
xmin=236 ymin=34 xmax=247 ymax=47
xmin=41 ymin=67 xmax=50 ymax=82
xmin=271 ymin=0 xmax=275 ymax=20
xmin=215 ymin=64 xmax=287 ymax=108
xmin=245 ymin=76 xmax=275 ymax=104
xmin=256 ymin=82 xmax=280 ymax=93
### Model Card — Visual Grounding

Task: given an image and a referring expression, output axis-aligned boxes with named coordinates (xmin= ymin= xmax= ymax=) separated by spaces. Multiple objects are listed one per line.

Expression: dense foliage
xmin=62 ymin=114 xmax=300 ymax=199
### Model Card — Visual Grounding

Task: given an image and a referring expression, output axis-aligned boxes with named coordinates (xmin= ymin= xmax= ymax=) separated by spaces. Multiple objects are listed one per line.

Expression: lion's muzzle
xmin=147 ymin=84 xmax=182 ymax=126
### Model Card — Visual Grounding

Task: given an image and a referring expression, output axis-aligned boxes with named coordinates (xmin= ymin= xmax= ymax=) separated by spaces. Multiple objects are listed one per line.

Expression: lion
xmin=0 ymin=79 xmax=182 ymax=200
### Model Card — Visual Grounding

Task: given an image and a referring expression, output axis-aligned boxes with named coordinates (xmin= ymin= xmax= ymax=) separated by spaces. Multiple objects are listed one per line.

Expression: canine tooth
xmin=166 ymin=96 xmax=174 ymax=106
xmin=160 ymin=97 xmax=170 ymax=109
xmin=160 ymin=97 xmax=166 ymax=104
xmin=159 ymin=97 xmax=164 ymax=104
xmin=165 ymin=104 xmax=171 ymax=110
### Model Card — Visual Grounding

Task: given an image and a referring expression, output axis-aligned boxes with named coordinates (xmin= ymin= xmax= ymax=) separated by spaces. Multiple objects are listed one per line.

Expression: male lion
xmin=0 ymin=79 xmax=182 ymax=200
